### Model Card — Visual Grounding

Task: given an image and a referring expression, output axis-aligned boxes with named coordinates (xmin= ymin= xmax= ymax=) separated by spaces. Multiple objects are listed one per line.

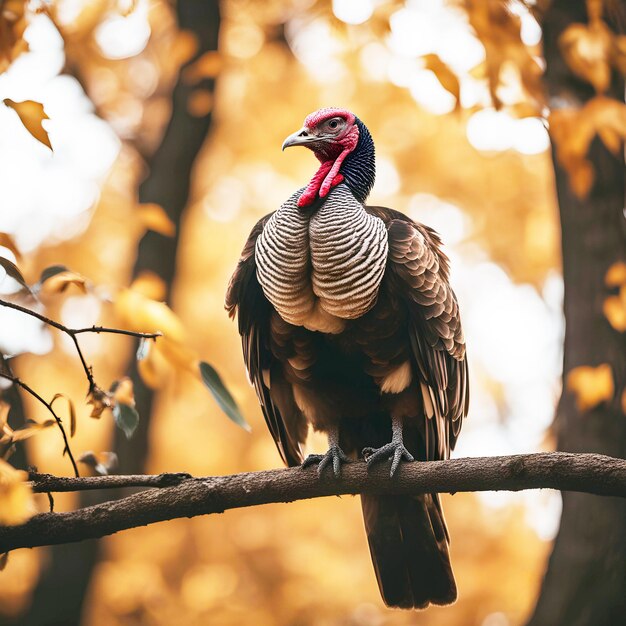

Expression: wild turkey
xmin=226 ymin=107 xmax=469 ymax=609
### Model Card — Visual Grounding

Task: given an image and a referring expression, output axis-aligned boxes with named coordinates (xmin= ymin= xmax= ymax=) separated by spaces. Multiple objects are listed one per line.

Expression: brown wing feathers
xmin=366 ymin=208 xmax=469 ymax=459
xmin=226 ymin=215 xmax=306 ymax=467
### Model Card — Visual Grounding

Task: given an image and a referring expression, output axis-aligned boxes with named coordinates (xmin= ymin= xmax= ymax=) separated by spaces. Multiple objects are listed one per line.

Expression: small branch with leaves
xmin=0 ymin=452 xmax=624 ymax=554
xmin=0 ymin=256 xmax=249 ymax=483
xmin=0 ymin=282 xmax=160 ymax=476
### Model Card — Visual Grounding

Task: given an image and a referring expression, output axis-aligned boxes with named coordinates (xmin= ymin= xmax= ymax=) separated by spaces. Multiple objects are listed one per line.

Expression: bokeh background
xmin=0 ymin=1 xmax=624 ymax=625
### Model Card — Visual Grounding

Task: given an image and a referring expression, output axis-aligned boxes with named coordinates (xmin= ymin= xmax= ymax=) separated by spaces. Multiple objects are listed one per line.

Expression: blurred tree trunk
xmin=6 ymin=3 xmax=222 ymax=625
xmin=528 ymin=1 xmax=626 ymax=625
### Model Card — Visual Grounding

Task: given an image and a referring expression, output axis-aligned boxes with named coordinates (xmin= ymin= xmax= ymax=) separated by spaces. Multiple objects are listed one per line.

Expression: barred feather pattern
xmin=255 ymin=184 xmax=388 ymax=326
xmin=255 ymin=191 xmax=312 ymax=327
xmin=310 ymin=186 xmax=388 ymax=318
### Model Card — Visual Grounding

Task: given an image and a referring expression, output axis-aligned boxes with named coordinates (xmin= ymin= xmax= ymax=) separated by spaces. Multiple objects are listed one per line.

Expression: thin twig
xmin=0 ymin=372 xmax=79 ymax=477
xmin=72 ymin=326 xmax=161 ymax=339
xmin=69 ymin=333 xmax=96 ymax=392
xmin=2 ymin=452 xmax=625 ymax=552
xmin=0 ymin=299 xmax=161 ymax=340
xmin=0 ymin=295 xmax=161 ymax=408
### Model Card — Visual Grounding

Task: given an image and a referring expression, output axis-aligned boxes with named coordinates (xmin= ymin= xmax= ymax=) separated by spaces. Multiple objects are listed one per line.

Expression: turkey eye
xmin=328 ymin=120 xmax=339 ymax=129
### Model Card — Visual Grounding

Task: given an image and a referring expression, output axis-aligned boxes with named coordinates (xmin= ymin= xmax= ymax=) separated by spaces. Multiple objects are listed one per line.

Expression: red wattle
xmin=296 ymin=123 xmax=359 ymax=207
xmin=297 ymin=160 xmax=333 ymax=207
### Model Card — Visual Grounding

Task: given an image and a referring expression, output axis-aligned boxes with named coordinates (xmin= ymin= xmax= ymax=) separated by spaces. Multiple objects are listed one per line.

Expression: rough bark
xmin=528 ymin=2 xmax=626 ymax=625
xmin=1 ymin=453 xmax=625 ymax=553
xmin=11 ymin=3 xmax=222 ymax=626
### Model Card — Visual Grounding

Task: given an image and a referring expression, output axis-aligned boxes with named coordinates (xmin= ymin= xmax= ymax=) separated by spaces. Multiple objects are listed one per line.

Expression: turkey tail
xmin=361 ymin=493 xmax=457 ymax=609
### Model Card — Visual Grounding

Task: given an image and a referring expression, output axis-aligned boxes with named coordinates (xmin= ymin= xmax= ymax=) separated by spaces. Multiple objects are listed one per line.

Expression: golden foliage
xmin=0 ymin=0 xmax=29 ymax=73
xmin=137 ymin=203 xmax=176 ymax=237
xmin=566 ymin=364 xmax=614 ymax=411
xmin=182 ymin=50 xmax=223 ymax=83
xmin=0 ymin=458 xmax=33 ymax=526
xmin=0 ymin=232 xmax=21 ymax=260
xmin=605 ymin=261 xmax=626 ymax=287
xmin=467 ymin=0 xmax=544 ymax=109
xmin=549 ymin=96 xmax=626 ymax=197
xmin=3 ymin=99 xmax=52 ymax=149
xmin=421 ymin=53 xmax=460 ymax=110
xmin=115 ymin=287 xmax=185 ymax=341
xmin=1 ymin=400 xmax=55 ymax=459
xmin=187 ymin=89 xmax=214 ymax=117
xmin=560 ymin=20 xmax=613 ymax=93
xmin=1 ymin=0 xmax=617 ymax=621
xmin=604 ymin=294 xmax=626 ymax=331
xmin=112 ymin=376 xmax=135 ymax=406
xmin=130 ymin=272 xmax=167 ymax=301
xmin=40 ymin=270 xmax=88 ymax=295
xmin=604 ymin=262 xmax=626 ymax=332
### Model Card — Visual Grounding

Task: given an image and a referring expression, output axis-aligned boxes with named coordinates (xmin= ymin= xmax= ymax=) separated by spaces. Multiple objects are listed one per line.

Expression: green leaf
xmin=112 ymin=402 xmax=139 ymax=439
xmin=199 ymin=361 xmax=250 ymax=431
xmin=39 ymin=265 xmax=68 ymax=284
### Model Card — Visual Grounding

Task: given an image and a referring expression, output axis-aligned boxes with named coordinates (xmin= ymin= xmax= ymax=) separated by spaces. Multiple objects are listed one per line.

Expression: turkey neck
xmin=341 ymin=118 xmax=376 ymax=204
xmin=255 ymin=185 xmax=388 ymax=330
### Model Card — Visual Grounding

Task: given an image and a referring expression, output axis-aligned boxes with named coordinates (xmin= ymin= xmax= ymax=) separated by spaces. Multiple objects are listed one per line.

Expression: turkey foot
xmin=301 ymin=426 xmax=350 ymax=477
xmin=363 ymin=416 xmax=414 ymax=477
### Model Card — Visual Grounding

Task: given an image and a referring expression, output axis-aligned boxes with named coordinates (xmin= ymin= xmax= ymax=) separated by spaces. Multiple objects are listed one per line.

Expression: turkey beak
xmin=282 ymin=128 xmax=314 ymax=151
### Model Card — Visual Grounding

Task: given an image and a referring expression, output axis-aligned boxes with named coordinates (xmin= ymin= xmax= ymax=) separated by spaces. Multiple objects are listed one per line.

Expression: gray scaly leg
xmin=363 ymin=416 xmax=414 ymax=477
xmin=302 ymin=425 xmax=350 ymax=477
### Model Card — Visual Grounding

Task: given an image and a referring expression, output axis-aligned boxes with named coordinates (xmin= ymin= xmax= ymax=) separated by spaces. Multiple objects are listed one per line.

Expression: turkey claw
xmin=302 ymin=446 xmax=351 ymax=478
xmin=363 ymin=442 xmax=414 ymax=477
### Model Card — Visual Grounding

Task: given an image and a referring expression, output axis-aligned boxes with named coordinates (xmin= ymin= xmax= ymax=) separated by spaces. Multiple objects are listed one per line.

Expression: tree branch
xmin=1 ymin=452 xmax=624 ymax=553
xmin=0 ymin=371 xmax=79 ymax=478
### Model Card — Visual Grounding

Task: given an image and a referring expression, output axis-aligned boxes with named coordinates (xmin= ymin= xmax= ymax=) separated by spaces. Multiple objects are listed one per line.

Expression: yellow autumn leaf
xmin=112 ymin=377 xmax=135 ymax=406
xmin=0 ymin=233 xmax=21 ymax=260
xmin=566 ymin=364 xmax=614 ymax=411
xmin=603 ymin=287 xmax=626 ymax=332
xmin=171 ymin=30 xmax=198 ymax=68
xmin=137 ymin=344 xmax=170 ymax=389
xmin=549 ymin=97 xmax=626 ymax=198
xmin=0 ymin=458 xmax=34 ymax=525
xmin=0 ymin=402 xmax=13 ymax=457
xmin=157 ymin=337 xmax=199 ymax=374
xmin=187 ymin=89 xmax=213 ymax=117
xmin=0 ymin=0 xmax=29 ymax=74
xmin=50 ymin=393 xmax=77 ymax=438
xmin=118 ymin=0 xmax=138 ymax=17
xmin=40 ymin=270 xmax=88 ymax=295
xmin=508 ymin=102 xmax=543 ymax=119
xmin=421 ymin=54 xmax=460 ymax=109
xmin=130 ymin=271 xmax=167 ymax=301
xmin=137 ymin=203 xmax=176 ymax=237
xmin=612 ymin=34 xmax=626 ymax=75
xmin=559 ymin=20 xmax=613 ymax=93
xmin=605 ymin=262 xmax=626 ymax=287
xmin=115 ymin=288 xmax=185 ymax=341
xmin=3 ymin=99 xmax=52 ymax=149
xmin=182 ymin=50 xmax=223 ymax=83
xmin=10 ymin=419 xmax=56 ymax=442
